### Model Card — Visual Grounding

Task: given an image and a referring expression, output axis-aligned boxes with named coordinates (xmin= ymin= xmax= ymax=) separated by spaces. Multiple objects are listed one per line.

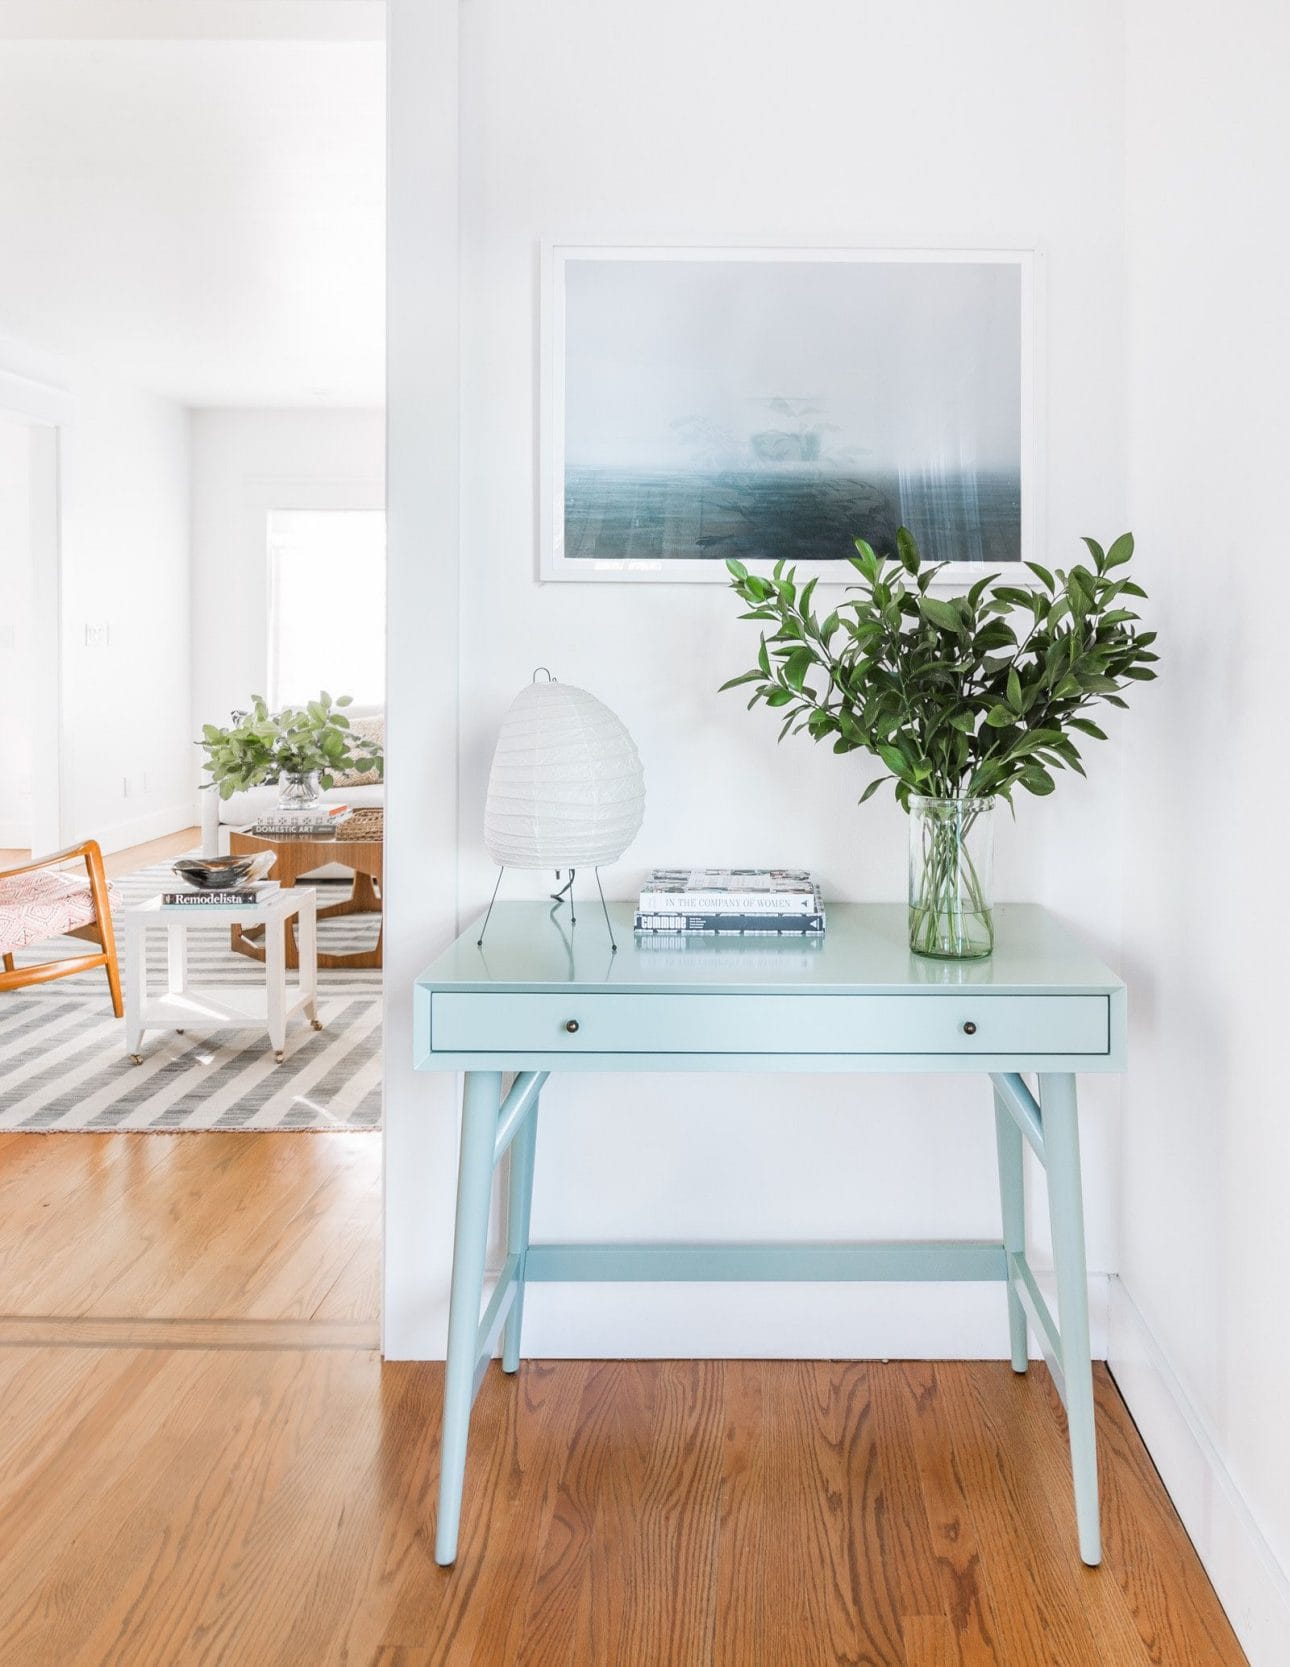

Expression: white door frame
xmin=0 ymin=366 xmax=74 ymax=857
xmin=382 ymin=0 xmax=462 ymax=1358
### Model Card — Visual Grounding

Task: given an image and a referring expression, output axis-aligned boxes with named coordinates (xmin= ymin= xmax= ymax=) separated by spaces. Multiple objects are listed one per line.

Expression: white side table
xmin=124 ymin=890 xmax=321 ymax=1064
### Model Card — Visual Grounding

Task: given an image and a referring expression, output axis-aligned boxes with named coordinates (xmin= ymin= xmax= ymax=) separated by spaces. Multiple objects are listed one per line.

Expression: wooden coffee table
xmin=228 ymin=810 xmax=383 ymax=971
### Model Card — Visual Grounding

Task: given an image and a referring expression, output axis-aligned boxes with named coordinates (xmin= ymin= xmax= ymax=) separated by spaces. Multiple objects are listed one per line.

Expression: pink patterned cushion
xmin=0 ymin=869 xmax=118 ymax=955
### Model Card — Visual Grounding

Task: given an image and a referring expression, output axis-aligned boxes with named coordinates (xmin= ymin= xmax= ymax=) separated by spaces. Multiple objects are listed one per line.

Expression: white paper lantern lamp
xmin=479 ymin=671 xmax=645 ymax=946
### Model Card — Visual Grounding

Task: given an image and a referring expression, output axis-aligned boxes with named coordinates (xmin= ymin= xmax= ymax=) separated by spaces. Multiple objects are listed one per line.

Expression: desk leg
xmin=124 ymin=920 xmax=146 ymax=1061
xmin=266 ymin=913 xmax=287 ymax=1062
xmin=297 ymin=894 xmax=321 ymax=1028
xmin=435 ymin=1070 xmax=502 ymax=1566
xmin=502 ymin=1092 xmax=540 ymax=1373
xmin=993 ymin=1088 xmax=1029 ymax=1373
xmin=1040 ymin=1072 xmax=1102 ymax=1566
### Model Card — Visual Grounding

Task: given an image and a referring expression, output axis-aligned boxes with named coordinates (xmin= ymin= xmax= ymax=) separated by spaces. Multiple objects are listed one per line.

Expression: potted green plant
xmin=199 ymin=693 xmax=383 ymax=809
xmin=721 ymin=530 xmax=1158 ymax=959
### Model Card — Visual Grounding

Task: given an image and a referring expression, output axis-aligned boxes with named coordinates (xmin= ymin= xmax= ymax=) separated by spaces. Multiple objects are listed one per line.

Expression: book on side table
xmin=161 ymin=880 xmax=281 ymax=908
xmin=634 ymin=868 xmax=825 ymax=937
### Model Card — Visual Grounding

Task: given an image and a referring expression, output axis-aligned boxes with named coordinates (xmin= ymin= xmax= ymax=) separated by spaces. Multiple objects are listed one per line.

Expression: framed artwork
xmin=540 ymin=245 xmax=1038 ymax=585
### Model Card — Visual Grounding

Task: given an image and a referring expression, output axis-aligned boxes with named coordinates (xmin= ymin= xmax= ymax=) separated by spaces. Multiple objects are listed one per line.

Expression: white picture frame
xmin=540 ymin=244 xmax=1041 ymax=587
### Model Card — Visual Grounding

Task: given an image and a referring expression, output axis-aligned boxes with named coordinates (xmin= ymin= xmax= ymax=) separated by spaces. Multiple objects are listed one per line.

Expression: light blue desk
xmin=414 ymin=901 xmax=1125 ymax=1567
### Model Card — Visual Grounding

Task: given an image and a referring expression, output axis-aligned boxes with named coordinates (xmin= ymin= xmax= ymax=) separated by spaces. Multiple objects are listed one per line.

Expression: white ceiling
xmin=0 ymin=33 xmax=385 ymax=406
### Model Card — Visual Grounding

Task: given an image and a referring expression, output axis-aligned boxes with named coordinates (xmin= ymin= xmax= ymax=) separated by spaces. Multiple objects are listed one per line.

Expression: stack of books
xmin=250 ymin=804 xmax=353 ymax=838
xmin=634 ymin=869 xmax=825 ymax=937
xmin=161 ymin=880 xmax=281 ymax=908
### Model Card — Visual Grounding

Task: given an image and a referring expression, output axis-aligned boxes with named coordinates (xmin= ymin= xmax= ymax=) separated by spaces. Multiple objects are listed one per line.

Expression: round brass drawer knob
xmin=564 ymin=1019 xmax=580 ymax=1034
xmin=962 ymin=1021 xmax=978 ymax=1036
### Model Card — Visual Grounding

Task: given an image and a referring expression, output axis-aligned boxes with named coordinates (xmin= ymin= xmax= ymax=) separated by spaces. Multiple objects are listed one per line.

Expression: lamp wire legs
xmin=476 ymin=868 xmax=505 ymax=946
xmin=595 ymin=867 xmax=617 ymax=951
xmin=477 ymin=865 xmax=616 ymax=951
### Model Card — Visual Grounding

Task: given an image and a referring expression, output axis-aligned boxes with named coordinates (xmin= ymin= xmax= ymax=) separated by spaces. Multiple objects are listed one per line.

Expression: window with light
xmin=267 ymin=508 xmax=385 ymax=709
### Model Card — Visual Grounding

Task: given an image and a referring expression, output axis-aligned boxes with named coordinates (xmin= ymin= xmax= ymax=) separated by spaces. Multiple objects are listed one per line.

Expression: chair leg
xmin=2 ymin=953 xmax=14 ymax=974
xmin=83 ymin=840 xmax=124 ymax=1019
xmin=103 ymin=948 xmax=124 ymax=1019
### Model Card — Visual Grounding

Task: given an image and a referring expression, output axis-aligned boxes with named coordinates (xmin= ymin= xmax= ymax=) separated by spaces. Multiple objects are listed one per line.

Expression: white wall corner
xmin=1109 ymin=1277 xmax=1290 ymax=1667
xmin=0 ymin=364 xmax=75 ymax=427
xmin=92 ymin=801 xmax=195 ymax=857
xmin=381 ymin=0 xmax=462 ymax=1359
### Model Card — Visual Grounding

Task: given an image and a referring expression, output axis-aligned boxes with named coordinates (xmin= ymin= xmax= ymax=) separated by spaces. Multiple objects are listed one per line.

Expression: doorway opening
xmin=0 ymin=10 xmax=386 ymax=1158
xmin=0 ymin=410 xmax=61 ymax=867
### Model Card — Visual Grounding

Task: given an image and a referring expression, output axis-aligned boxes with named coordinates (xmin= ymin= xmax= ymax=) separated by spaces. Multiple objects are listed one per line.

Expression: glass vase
xmin=277 ymin=769 xmax=322 ymax=812
xmin=908 ymin=794 xmax=995 ymax=960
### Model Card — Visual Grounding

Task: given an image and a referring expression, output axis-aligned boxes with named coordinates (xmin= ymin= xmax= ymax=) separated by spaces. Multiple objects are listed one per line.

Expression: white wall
xmin=0 ymin=340 xmax=192 ymax=854
xmin=1112 ymin=2 xmax=1290 ymax=1658
xmin=189 ymin=408 xmax=384 ymax=748
xmin=0 ymin=415 xmax=33 ymax=845
xmin=383 ymin=0 xmax=463 ymax=1359
xmin=383 ymin=0 xmax=1132 ymax=1360
xmin=59 ymin=370 xmax=192 ymax=851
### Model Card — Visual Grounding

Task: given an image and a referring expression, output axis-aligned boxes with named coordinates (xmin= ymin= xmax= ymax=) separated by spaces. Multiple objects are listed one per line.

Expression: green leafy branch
xmin=198 ymin=692 xmax=384 ymax=800
xmin=719 ymin=529 xmax=1158 ymax=809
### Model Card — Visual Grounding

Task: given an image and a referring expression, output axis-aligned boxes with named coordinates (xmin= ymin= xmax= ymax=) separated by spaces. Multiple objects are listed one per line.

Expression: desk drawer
xmin=429 ymin=991 xmax=1109 ymax=1057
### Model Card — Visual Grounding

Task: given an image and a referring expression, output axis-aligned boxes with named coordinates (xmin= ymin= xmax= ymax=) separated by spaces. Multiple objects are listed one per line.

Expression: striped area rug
xmin=0 ymin=858 xmax=381 ymax=1132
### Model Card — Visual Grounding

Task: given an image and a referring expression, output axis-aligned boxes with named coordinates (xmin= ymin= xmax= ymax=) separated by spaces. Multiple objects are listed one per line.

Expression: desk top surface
xmin=416 ymin=902 xmax=1122 ymax=998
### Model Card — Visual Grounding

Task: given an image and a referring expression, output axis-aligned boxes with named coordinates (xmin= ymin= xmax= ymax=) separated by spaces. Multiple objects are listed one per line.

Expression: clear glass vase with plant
xmin=720 ymin=530 xmax=1158 ymax=957
xmin=199 ymin=693 xmax=383 ymax=804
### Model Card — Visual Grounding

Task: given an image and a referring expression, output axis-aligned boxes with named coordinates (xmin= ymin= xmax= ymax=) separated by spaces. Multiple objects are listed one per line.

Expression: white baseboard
xmin=1108 ymin=1277 xmax=1290 ymax=1667
xmin=92 ymin=802 xmax=195 ymax=857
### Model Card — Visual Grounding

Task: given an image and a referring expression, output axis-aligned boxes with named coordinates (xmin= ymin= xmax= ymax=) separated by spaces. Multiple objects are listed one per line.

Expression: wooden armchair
xmin=0 ymin=841 xmax=123 ymax=1017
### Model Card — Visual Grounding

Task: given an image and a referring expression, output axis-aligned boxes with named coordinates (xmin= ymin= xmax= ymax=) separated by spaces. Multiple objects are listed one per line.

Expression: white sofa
xmin=199 ymin=704 xmax=384 ymax=857
xmin=201 ymin=779 xmax=384 ymax=856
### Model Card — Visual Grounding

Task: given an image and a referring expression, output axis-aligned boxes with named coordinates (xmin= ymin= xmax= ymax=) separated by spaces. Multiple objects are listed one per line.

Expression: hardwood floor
xmin=102 ymin=825 xmax=201 ymax=877
xmin=0 ymin=1133 xmax=1248 ymax=1667
xmin=1 ymin=825 xmax=200 ymax=880
xmin=0 ymin=1131 xmax=380 ymax=1327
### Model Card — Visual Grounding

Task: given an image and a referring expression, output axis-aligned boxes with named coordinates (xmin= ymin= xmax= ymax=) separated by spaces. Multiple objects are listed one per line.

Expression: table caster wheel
xmin=274 ymin=1049 xmax=285 ymax=1064
xmin=130 ymin=1054 xmax=143 ymax=1066
xmin=310 ymin=1018 xmax=323 ymax=1031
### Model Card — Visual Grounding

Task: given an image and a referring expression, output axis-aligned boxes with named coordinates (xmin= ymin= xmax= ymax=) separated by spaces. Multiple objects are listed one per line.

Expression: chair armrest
xmin=1 ymin=841 xmax=101 ymax=881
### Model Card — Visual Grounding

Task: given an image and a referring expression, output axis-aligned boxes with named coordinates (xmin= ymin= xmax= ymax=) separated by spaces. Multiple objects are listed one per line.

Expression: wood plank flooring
xmin=1 ymin=825 xmax=199 ymax=880
xmin=101 ymin=826 xmax=201 ymax=877
xmin=0 ymin=1132 xmax=1249 ymax=1667
xmin=0 ymin=1131 xmax=380 ymax=1327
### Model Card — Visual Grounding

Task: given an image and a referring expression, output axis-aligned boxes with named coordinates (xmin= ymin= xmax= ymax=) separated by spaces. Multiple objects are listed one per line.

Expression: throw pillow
xmin=333 ymin=713 xmax=385 ymax=787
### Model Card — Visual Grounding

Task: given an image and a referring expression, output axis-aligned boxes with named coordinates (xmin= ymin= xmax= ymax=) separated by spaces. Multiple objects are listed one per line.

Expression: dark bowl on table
xmin=172 ymin=855 xmax=259 ymax=890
